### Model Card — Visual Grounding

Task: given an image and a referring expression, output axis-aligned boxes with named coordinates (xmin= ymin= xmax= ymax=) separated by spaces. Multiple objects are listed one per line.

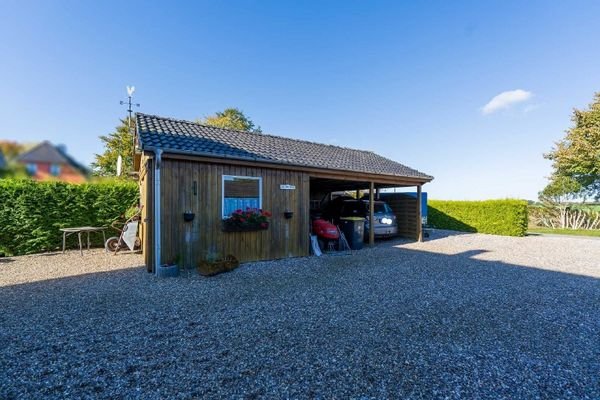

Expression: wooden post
xmin=369 ymin=181 xmax=375 ymax=246
xmin=416 ymin=184 xmax=423 ymax=242
xmin=356 ymin=189 xmax=360 ymax=199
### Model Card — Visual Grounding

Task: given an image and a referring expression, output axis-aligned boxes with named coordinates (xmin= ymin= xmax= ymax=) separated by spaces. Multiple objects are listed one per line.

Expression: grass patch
xmin=528 ymin=227 xmax=600 ymax=237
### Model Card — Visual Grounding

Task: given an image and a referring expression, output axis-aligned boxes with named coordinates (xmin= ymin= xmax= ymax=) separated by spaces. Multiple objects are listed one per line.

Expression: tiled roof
xmin=17 ymin=141 xmax=68 ymax=164
xmin=136 ymin=113 xmax=433 ymax=181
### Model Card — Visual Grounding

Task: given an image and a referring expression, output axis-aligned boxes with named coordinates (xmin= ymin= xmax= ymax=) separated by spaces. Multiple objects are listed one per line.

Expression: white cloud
xmin=481 ymin=89 xmax=533 ymax=115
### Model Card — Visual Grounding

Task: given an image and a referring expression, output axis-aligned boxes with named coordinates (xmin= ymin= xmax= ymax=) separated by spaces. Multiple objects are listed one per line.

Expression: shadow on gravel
xmin=0 ymin=241 xmax=598 ymax=399
xmin=422 ymin=228 xmax=472 ymax=241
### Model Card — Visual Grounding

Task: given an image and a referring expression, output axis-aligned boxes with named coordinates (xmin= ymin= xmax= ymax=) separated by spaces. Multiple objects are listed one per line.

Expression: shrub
xmin=428 ymin=199 xmax=528 ymax=237
xmin=529 ymin=203 xmax=600 ymax=230
xmin=0 ymin=179 xmax=139 ymax=256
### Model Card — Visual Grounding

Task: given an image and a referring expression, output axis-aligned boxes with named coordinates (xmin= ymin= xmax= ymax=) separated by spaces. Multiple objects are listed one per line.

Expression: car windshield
xmin=374 ymin=203 xmax=392 ymax=213
xmin=341 ymin=201 xmax=392 ymax=216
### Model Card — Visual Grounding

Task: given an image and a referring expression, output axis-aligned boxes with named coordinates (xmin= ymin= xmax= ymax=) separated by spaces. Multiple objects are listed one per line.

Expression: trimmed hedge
xmin=428 ymin=199 xmax=528 ymax=237
xmin=0 ymin=179 xmax=139 ymax=256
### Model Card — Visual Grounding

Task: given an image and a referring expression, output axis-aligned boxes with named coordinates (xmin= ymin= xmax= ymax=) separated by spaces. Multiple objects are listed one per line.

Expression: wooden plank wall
xmin=157 ymin=158 xmax=310 ymax=266
xmin=379 ymin=193 xmax=418 ymax=240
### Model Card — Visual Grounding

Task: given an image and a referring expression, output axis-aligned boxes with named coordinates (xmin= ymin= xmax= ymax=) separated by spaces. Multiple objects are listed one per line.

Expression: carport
xmin=136 ymin=113 xmax=433 ymax=266
xmin=309 ymin=171 xmax=431 ymax=244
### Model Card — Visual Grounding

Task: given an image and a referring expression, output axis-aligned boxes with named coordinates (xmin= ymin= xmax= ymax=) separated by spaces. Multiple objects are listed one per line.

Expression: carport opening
xmin=309 ymin=177 xmax=421 ymax=244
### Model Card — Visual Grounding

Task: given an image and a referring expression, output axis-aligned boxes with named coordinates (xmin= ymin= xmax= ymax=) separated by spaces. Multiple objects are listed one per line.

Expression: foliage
xmin=539 ymin=175 xmax=583 ymax=203
xmin=0 ymin=179 xmax=139 ymax=256
xmin=544 ymin=92 xmax=600 ymax=199
xmin=0 ymin=141 xmax=28 ymax=178
xmin=0 ymin=140 xmax=26 ymax=160
xmin=92 ymin=117 xmax=135 ymax=177
xmin=0 ymin=162 xmax=27 ymax=179
xmin=529 ymin=204 xmax=600 ymax=230
xmin=428 ymin=199 xmax=528 ymax=237
xmin=200 ymin=108 xmax=262 ymax=133
xmin=223 ymin=208 xmax=271 ymax=231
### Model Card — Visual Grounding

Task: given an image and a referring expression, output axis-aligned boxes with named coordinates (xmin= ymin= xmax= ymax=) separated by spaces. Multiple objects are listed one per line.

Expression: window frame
xmin=221 ymin=175 xmax=263 ymax=219
xmin=50 ymin=163 xmax=61 ymax=176
xmin=26 ymin=163 xmax=37 ymax=175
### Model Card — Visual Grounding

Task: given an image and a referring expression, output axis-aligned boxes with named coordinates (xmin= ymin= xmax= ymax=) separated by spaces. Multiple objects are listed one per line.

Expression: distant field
xmin=528 ymin=227 xmax=600 ymax=237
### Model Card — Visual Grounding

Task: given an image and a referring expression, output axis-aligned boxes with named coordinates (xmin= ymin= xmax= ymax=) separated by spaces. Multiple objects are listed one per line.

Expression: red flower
xmin=239 ymin=218 xmax=246 ymax=223
xmin=262 ymin=211 xmax=272 ymax=217
xmin=260 ymin=222 xmax=267 ymax=228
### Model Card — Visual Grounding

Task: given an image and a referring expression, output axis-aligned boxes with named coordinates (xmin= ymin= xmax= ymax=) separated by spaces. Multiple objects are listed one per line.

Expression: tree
xmin=0 ymin=141 xmax=27 ymax=178
xmin=92 ymin=117 xmax=135 ymax=177
xmin=539 ymin=175 xmax=583 ymax=204
xmin=544 ymin=92 xmax=600 ymax=199
xmin=0 ymin=141 xmax=26 ymax=160
xmin=200 ymin=108 xmax=261 ymax=133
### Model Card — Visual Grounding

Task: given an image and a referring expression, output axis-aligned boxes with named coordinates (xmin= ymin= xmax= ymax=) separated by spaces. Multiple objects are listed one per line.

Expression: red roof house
xmin=16 ymin=141 xmax=89 ymax=183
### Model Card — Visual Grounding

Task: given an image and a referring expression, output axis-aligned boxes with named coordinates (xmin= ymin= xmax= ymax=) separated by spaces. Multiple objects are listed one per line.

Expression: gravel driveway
xmin=1 ymin=230 xmax=599 ymax=399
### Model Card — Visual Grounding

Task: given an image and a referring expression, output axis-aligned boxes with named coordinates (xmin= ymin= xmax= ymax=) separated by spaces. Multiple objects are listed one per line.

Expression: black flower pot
xmin=183 ymin=212 xmax=195 ymax=222
xmin=284 ymin=211 xmax=294 ymax=219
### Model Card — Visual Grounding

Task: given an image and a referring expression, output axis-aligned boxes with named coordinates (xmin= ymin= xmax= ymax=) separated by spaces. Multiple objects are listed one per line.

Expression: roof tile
xmin=136 ymin=113 xmax=433 ymax=181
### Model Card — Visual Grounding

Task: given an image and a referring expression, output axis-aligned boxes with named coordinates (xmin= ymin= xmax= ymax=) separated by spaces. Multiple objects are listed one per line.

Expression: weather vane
xmin=120 ymin=85 xmax=140 ymax=152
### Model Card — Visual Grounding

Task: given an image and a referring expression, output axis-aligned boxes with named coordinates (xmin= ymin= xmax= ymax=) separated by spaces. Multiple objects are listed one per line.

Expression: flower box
xmin=221 ymin=208 xmax=272 ymax=232
xmin=197 ymin=255 xmax=240 ymax=276
xmin=222 ymin=221 xmax=269 ymax=232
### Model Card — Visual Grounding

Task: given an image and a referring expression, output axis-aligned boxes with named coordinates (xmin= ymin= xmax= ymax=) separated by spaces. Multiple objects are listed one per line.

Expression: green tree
xmin=539 ymin=175 xmax=583 ymax=203
xmin=544 ymin=92 xmax=600 ymax=199
xmin=200 ymin=108 xmax=261 ymax=133
xmin=92 ymin=117 xmax=135 ymax=177
xmin=0 ymin=141 xmax=26 ymax=160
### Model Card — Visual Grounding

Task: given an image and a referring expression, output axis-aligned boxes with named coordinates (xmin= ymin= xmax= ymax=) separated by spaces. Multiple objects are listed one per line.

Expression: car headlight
xmin=380 ymin=217 xmax=393 ymax=225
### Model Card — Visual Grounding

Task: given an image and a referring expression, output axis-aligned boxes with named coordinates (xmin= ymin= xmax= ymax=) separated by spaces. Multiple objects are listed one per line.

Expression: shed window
xmin=222 ymin=175 xmax=262 ymax=218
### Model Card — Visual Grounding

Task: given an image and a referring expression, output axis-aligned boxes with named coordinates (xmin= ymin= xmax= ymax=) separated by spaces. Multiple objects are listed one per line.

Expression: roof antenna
xmin=120 ymin=86 xmax=140 ymax=155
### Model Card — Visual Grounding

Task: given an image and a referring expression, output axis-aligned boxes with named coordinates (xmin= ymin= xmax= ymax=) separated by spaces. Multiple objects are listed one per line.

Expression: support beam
xmin=369 ymin=181 xmax=375 ymax=246
xmin=356 ymin=189 xmax=360 ymax=199
xmin=416 ymin=184 xmax=423 ymax=242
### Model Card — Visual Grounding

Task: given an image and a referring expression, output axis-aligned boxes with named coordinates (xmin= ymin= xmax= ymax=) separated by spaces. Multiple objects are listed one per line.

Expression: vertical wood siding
xmin=379 ymin=193 xmax=419 ymax=240
xmin=154 ymin=158 xmax=310 ymax=266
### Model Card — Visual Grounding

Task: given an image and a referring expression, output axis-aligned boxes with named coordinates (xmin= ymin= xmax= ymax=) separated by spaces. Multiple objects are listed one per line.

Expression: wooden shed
xmin=135 ymin=113 xmax=433 ymax=273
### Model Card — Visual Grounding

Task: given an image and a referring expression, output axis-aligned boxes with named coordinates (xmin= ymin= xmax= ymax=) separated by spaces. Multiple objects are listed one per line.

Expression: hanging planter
xmin=222 ymin=208 xmax=271 ymax=232
xmin=183 ymin=211 xmax=195 ymax=222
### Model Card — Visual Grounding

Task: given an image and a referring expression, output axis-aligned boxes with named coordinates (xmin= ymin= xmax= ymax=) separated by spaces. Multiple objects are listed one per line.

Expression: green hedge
xmin=0 ymin=179 xmax=139 ymax=256
xmin=428 ymin=199 xmax=528 ymax=237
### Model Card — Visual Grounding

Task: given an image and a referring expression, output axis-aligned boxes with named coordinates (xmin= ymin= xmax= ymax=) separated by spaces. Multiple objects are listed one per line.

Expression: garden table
xmin=60 ymin=227 xmax=108 ymax=256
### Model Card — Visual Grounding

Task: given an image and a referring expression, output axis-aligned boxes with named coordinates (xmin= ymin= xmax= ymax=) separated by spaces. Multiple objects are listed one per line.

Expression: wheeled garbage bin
xmin=339 ymin=217 xmax=365 ymax=250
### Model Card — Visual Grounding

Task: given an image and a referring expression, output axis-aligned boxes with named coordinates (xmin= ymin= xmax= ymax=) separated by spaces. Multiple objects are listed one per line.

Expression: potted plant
xmin=222 ymin=208 xmax=272 ymax=232
xmin=157 ymin=254 xmax=180 ymax=278
xmin=197 ymin=251 xmax=239 ymax=276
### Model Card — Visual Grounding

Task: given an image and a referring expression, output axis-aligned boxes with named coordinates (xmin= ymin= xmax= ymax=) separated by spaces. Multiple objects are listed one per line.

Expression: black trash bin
xmin=339 ymin=217 xmax=365 ymax=250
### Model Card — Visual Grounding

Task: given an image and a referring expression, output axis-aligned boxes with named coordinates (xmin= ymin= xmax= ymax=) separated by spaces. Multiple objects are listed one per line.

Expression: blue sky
xmin=1 ymin=1 xmax=599 ymax=200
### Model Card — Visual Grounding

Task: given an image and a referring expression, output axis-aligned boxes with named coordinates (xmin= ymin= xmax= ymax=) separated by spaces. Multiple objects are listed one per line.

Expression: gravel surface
xmin=1 ymin=231 xmax=599 ymax=399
